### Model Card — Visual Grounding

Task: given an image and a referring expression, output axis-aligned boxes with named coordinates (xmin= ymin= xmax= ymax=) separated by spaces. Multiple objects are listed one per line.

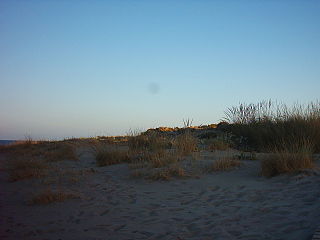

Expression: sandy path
xmin=1 ymin=149 xmax=320 ymax=240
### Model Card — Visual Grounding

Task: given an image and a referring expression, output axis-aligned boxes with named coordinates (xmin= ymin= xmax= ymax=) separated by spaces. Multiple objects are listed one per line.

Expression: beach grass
xmin=261 ymin=137 xmax=315 ymax=177
xmin=224 ymin=100 xmax=320 ymax=152
xmin=29 ymin=188 xmax=78 ymax=205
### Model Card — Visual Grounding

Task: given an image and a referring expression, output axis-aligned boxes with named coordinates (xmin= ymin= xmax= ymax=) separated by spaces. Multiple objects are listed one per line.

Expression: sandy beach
xmin=1 ymin=144 xmax=320 ymax=240
xmin=2 ymin=1 xmax=319 ymax=239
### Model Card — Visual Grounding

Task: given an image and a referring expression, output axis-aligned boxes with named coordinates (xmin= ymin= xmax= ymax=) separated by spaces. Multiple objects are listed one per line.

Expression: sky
xmin=0 ymin=0 xmax=319 ymax=140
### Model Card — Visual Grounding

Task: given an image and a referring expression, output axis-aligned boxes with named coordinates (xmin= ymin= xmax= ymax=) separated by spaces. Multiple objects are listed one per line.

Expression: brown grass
xmin=91 ymin=140 xmax=130 ymax=167
xmin=5 ymin=141 xmax=79 ymax=181
xmin=128 ymin=131 xmax=171 ymax=152
xmin=130 ymin=169 xmax=147 ymax=178
xmin=148 ymin=164 xmax=187 ymax=180
xmin=261 ymin=138 xmax=315 ymax=177
xmin=174 ymin=131 xmax=198 ymax=156
xmin=0 ymin=141 xmax=35 ymax=154
xmin=235 ymin=151 xmax=257 ymax=160
xmin=29 ymin=188 xmax=78 ymax=205
xmin=96 ymin=149 xmax=129 ymax=166
xmin=149 ymin=152 xmax=174 ymax=168
xmin=8 ymin=157 xmax=48 ymax=182
xmin=130 ymin=162 xmax=188 ymax=180
xmin=224 ymin=100 xmax=320 ymax=152
xmin=43 ymin=143 xmax=78 ymax=162
xmin=206 ymin=138 xmax=230 ymax=151
xmin=211 ymin=157 xmax=242 ymax=172
xmin=1 ymin=141 xmax=77 ymax=161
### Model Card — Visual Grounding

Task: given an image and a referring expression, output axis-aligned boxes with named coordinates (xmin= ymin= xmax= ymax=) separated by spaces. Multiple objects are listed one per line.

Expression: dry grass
xmin=148 ymin=152 xmax=176 ymax=168
xmin=128 ymin=161 xmax=149 ymax=170
xmin=1 ymin=141 xmax=77 ymax=161
xmin=235 ymin=151 xmax=257 ymax=160
xmin=261 ymin=138 xmax=315 ymax=177
xmin=8 ymin=157 xmax=48 ymax=182
xmin=147 ymin=164 xmax=187 ymax=181
xmin=130 ymin=169 xmax=147 ymax=178
xmin=91 ymin=140 xmax=130 ymax=166
xmin=43 ymin=142 xmax=78 ymax=162
xmin=174 ymin=131 xmax=198 ymax=156
xmin=96 ymin=150 xmax=129 ymax=167
xmin=2 ymin=140 xmax=84 ymax=205
xmin=127 ymin=129 xmax=200 ymax=179
xmin=0 ymin=141 xmax=35 ymax=154
xmin=128 ymin=131 xmax=171 ymax=153
xmin=211 ymin=157 xmax=242 ymax=172
xmin=206 ymin=138 xmax=230 ymax=151
xmin=29 ymin=188 xmax=78 ymax=205
xmin=4 ymin=141 xmax=79 ymax=181
xmin=224 ymin=100 xmax=320 ymax=152
xmin=130 ymin=161 xmax=188 ymax=180
xmin=127 ymin=130 xmax=181 ymax=169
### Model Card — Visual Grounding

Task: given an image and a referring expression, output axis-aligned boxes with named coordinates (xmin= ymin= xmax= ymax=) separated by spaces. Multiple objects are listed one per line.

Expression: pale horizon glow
xmin=1 ymin=0 xmax=319 ymax=140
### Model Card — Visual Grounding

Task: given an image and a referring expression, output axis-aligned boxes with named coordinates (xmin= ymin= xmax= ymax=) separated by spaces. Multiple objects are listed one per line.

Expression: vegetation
xmin=211 ymin=157 xmax=242 ymax=172
xmin=148 ymin=165 xmax=187 ymax=180
xmin=128 ymin=131 xmax=172 ymax=153
xmin=224 ymin=100 xmax=320 ymax=152
xmin=223 ymin=100 xmax=320 ymax=176
xmin=96 ymin=150 xmax=129 ymax=166
xmin=8 ymin=156 xmax=48 ymax=182
xmin=235 ymin=151 xmax=257 ymax=161
xmin=173 ymin=131 xmax=198 ymax=156
xmin=43 ymin=142 xmax=77 ymax=162
xmin=29 ymin=188 xmax=78 ymax=205
xmin=261 ymin=138 xmax=314 ymax=177
xmin=205 ymin=138 xmax=230 ymax=151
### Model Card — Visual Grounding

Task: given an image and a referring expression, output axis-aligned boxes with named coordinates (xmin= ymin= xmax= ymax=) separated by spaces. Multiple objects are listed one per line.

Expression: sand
xmin=1 ymin=147 xmax=320 ymax=240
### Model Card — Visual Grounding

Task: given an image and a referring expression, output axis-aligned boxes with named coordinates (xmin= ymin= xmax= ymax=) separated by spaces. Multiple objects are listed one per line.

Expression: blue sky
xmin=0 ymin=0 xmax=319 ymax=140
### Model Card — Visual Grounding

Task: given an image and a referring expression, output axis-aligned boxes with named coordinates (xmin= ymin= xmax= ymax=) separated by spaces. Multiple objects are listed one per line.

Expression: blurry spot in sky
xmin=148 ymin=82 xmax=160 ymax=95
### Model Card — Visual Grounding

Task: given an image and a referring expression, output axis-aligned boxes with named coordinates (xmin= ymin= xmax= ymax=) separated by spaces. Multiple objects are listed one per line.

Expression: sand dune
xmin=1 ymin=145 xmax=320 ymax=240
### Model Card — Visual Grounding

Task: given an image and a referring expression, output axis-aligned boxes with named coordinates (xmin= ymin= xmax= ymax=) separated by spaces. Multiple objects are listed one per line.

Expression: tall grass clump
xmin=211 ymin=157 xmax=242 ymax=172
xmin=128 ymin=131 xmax=171 ymax=152
xmin=128 ymin=131 xmax=179 ymax=169
xmin=204 ymin=137 xmax=230 ymax=151
xmin=224 ymin=100 xmax=320 ymax=152
xmin=261 ymin=138 xmax=314 ymax=177
xmin=43 ymin=142 xmax=78 ymax=162
xmin=96 ymin=150 xmax=129 ymax=166
xmin=92 ymin=142 xmax=129 ymax=167
xmin=174 ymin=131 xmax=198 ymax=156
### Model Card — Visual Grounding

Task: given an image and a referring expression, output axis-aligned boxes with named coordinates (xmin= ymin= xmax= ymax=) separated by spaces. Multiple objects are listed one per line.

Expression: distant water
xmin=0 ymin=140 xmax=17 ymax=146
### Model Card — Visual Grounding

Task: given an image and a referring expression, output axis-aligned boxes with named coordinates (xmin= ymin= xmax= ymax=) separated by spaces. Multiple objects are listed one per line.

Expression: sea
xmin=0 ymin=140 xmax=17 ymax=146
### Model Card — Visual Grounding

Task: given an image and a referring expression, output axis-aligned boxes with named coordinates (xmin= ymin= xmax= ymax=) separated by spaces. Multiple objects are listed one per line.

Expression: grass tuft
xmin=96 ymin=150 xmax=129 ymax=167
xmin=174 ymin=131 xmax=198 ymax=156
xmin=211 ymin=157 xmax=242 ymax=172
xmin=148 ymin=165 xmax=187 ymax=181
xmin=261 ymin=138 xmax=315 ymax=177
xmin=128 ymin=131 xmax=172 ymax=153
xmin=205 ymin=138 xmax=230 ymax=151
xmin=43 ymin=143 xmax=78 ymax=162
xmin=8 ymin=157 xmax=47 ymax=182
xmin=29 ymin=188 xmax=78 ymax=205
